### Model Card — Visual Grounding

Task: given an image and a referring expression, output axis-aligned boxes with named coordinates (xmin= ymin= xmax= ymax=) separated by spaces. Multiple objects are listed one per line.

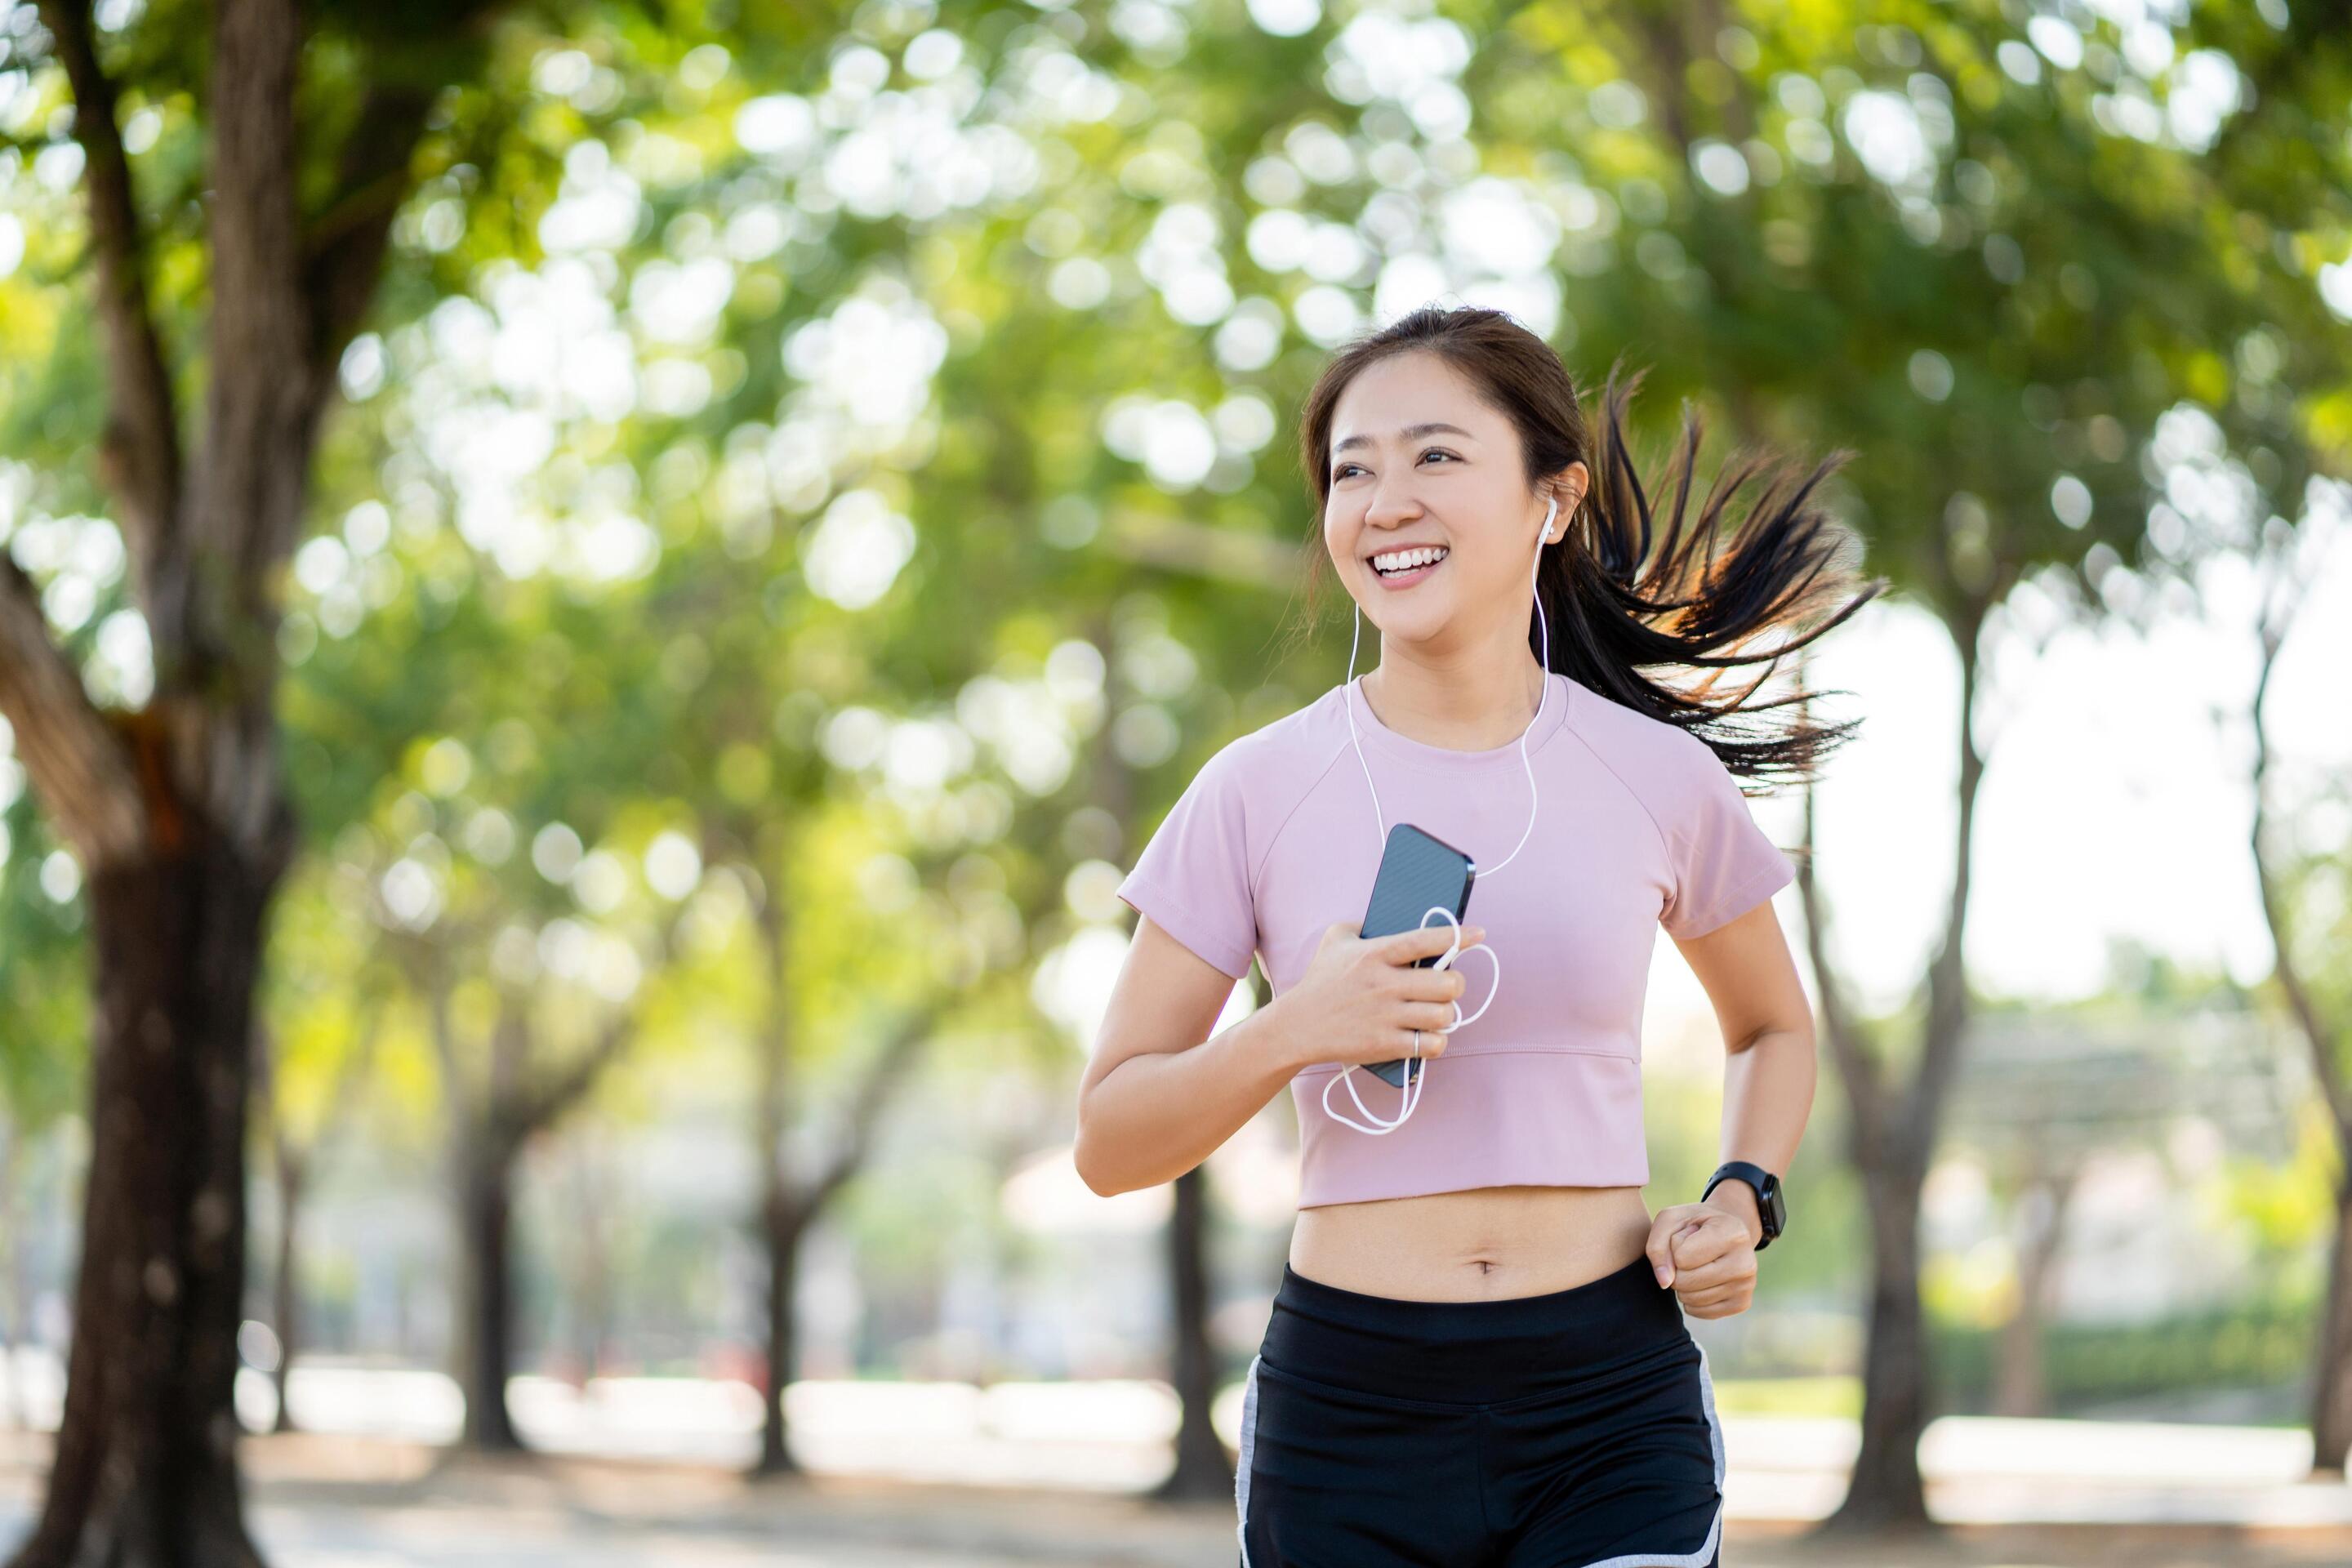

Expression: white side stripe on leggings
xmin=1580 ymin=1337 xmax=1728 ymax=1568
xmin=1235 ymin=1352 xmax=1263 ymax=1568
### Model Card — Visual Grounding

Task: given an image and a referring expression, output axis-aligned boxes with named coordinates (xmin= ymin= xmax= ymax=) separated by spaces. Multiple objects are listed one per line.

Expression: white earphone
xmin=1322 ymin=490 xmax=1561 ymax=1134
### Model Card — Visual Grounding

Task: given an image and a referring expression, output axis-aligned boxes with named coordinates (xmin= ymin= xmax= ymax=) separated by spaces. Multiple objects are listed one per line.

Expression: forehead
xmin=1329 ymin=354 xmax=1498 ymax=452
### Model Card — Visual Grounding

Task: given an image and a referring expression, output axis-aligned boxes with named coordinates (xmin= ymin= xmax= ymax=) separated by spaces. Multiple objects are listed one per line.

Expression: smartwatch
xmin=1701 ymin=1160 xmax=1784 ymax=1250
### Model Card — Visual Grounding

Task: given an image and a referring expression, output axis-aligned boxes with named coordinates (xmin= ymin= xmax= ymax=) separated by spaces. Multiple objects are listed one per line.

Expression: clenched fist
xmin=1643 ymin=1200 xmax=1759 ymax=1320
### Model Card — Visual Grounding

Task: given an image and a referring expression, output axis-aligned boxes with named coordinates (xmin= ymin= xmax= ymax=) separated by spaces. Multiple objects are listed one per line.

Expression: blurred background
xmin=0 ymin=0 xmax=2350 ymax=1564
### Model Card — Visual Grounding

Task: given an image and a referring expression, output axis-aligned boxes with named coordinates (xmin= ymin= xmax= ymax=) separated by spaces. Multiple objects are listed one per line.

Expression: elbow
xmin=1071 ymin=1116 xmax=1133 ymax=1198
xmin=1073 ymin=1145 xmax=1116 ymax=1197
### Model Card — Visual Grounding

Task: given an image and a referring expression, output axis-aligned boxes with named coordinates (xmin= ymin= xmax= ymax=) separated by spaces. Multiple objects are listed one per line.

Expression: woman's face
xmin=1323 ymin=351 xmax=1573 ymax=654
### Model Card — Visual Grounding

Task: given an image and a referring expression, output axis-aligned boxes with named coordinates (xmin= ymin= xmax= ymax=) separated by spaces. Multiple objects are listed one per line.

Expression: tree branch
xmin=299 ymin=5 xmax=510 ymax=434
xmin=804 ymin=1009 xmax=936 ymax=1215
xmin=299 ymin=80 xmax=438 ymax=427
xmin=0 ymin=557 xmax=145 ymax=864
xmin=510 ymin=1012 xmax=630 ymax=1142
xmin=508 ymin=902 xmax=694 ymax=1140
xmin=37 ymin=0 xmax=182 ymax=579
xmin=1797 ymin=748 xmax=1886 ymax=1156
xmin=2248 ymin=572 xmax=2352 ymax=1142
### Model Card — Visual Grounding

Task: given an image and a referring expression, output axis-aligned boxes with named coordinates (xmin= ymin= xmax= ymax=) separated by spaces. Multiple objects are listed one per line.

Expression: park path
xmin=1 ymin=1432 xmax=2349 ymax=1566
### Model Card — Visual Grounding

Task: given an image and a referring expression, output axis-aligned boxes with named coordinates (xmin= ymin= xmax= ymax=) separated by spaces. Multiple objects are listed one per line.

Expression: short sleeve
xmin=1116 ymin=742 xmax=1258 ymax=981
xmin=1660 ymin=739 xmax=1797 ymax=941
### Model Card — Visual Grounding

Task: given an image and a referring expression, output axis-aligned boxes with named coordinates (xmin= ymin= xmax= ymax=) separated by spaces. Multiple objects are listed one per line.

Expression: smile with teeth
xmin=1371 ymin=546 xmax=1449 ymax=577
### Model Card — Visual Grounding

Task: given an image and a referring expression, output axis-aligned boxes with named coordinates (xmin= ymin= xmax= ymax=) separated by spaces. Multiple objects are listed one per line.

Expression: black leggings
xmin=1235 ymin=1253 xmax=1724 ymax=1567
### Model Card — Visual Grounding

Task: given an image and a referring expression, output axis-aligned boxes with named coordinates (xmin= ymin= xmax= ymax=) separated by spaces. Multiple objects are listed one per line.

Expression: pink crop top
xmin=1114 ymin=670 xmax=1797 ymax=1208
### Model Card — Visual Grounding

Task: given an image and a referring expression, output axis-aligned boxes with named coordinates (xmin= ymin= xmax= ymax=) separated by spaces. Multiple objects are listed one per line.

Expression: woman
xmin=1074 ymin=304 xmax=1882 ymax=1566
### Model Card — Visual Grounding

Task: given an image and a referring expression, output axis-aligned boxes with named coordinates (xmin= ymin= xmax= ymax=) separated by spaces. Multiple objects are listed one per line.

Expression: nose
xmin=1361 ymin=475 xmax=1423 ymax=531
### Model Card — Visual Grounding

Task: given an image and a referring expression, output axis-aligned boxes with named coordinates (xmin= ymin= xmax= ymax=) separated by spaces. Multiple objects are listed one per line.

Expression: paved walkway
xmin=0 ymin=1434 xmax=2348 ymax=1566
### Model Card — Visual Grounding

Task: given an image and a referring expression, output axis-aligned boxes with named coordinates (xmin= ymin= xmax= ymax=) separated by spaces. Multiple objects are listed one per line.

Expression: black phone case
xmin=1356 ymin=823 xmax=1475 ymax=1089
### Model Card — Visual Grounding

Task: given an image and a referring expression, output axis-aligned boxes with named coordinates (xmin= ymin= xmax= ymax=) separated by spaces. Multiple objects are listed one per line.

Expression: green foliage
xmin=0 ymin=791 xmax=85 ymax=1130
xmin=1930 ymin=1289 xmax=2320 ymax=1416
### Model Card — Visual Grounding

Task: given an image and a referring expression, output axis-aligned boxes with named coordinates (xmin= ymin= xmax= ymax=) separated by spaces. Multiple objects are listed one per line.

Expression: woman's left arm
xmin=1643 ymin=895 xmax=1818 ymax=1317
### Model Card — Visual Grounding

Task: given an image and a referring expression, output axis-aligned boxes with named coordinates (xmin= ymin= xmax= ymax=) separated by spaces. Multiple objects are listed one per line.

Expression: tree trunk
xmin=457 ymin=1145 xmax=523 ymax=1452
xmin=2310 ymin=1182 xmax=2352 ymax=1472
xmin=1155 ymin=1165 xmax=1226 ymax=1499
xmin=1993 ymin=1172 xmax=2075 ymax=1421
xmin=1993 ymin=1253 xmax=2048 ymax=1420
xmin=1805 ymin=604 xmax=1990 ymax=1541
xmin=751 ymin=883 xmax=800 ymax=1479
xmin=1822 ymin=1156 xmax=1932 ymax=1534
xmin=755 ymin=1195 xmax=804 ymax=1476
xmin=7 ymin=846 xmax=270 ymax=1568
xmin=270 ymin=1156 xmax=303 ymax=1435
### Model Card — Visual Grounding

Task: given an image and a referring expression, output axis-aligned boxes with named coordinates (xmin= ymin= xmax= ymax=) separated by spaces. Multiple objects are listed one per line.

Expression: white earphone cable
xmin=1322 ymin=492 xmax=1558 ymax=1134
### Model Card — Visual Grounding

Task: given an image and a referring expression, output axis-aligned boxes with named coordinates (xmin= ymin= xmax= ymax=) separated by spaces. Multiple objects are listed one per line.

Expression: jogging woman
xmin=1075 ymin=304 xmax=1882 ymax=1566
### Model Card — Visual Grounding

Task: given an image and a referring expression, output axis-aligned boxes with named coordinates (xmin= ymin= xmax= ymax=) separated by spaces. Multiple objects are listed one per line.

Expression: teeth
xmin=1373 ymin=546 xmax=1447 ymax=573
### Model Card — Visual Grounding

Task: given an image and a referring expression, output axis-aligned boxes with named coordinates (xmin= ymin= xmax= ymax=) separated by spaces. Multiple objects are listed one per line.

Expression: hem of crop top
xmin=1294 ymin=1152 xmax=1655 ymax=1209
xmin=1288 ymin=1043 xmax=1651 ymax=1208
xmin=1290 ymin=1041 xmax=1635 ymax=1074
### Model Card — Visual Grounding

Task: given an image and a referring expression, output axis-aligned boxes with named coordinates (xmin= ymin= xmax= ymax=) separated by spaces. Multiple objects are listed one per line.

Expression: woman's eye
xmin=1333 ymin=449 xmax=1456 ymax=481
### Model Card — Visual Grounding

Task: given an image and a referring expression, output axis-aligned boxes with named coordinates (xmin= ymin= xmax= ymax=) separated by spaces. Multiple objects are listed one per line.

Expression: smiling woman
xmin=1080 ymin=302 xmax=1891 ymax=1566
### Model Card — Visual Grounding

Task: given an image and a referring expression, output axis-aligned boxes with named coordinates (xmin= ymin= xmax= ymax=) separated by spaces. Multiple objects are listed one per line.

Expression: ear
xmin=1546 ymin=461 xmax=1591 ymax=524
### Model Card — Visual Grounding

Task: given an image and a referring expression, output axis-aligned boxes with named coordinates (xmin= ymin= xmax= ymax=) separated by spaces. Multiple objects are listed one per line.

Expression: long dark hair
xmin=1273 ymin=304 xmax=1886 ymax=791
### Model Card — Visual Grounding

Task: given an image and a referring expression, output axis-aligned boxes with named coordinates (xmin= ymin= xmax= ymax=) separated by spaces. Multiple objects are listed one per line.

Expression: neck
xmin=1361 ymin=653 xmax=1548 ymax=751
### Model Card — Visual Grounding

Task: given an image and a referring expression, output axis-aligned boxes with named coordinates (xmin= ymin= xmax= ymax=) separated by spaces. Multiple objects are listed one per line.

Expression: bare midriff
xmin=1288 ymin=1184 xmax=1655 ymax=1302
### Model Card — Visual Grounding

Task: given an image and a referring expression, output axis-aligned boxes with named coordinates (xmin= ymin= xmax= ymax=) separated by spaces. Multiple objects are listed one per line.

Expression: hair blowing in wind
xmin=1276 ymin=304 xmax=1890 ymax=791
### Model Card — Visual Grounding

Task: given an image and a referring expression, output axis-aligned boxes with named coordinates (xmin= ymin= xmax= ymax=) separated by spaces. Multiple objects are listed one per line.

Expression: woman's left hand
xmin=1644 ymin=1200 xmax=1758 ymax=1319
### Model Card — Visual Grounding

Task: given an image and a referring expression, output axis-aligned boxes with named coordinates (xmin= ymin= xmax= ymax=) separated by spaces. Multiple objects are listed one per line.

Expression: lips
xmin=1367 ymin=547 xmax=1447 ymax=588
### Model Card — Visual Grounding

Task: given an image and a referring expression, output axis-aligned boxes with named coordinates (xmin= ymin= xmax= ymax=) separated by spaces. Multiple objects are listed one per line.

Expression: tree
xmin=0 ymin=2 xmax=509 ymax=1558
xmin=2243 ymin=504 xmax=2352 ymax=1469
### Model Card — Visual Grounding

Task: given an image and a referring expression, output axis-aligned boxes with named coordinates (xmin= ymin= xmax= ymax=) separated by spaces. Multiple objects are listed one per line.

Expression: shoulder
xmin=1561 ymin=684 xmax=1740 ymax=836
xmin=1562 ymin=680 xmax=1719 ymax=782
xmin=1185 ymin=687 xmax=1353 ymax=833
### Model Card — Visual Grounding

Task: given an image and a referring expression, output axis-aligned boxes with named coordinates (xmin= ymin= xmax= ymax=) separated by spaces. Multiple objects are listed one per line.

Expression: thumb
xmin=1645 ymin=1218 xmax=1677 ymax=1287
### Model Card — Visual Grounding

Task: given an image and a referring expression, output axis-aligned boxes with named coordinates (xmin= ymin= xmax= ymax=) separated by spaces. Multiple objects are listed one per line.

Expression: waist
xmin=1288 ymin=1183 xmax=1652 ymax=1301
xmin=1261 ymin=1251 xmax=1690 ymax=1407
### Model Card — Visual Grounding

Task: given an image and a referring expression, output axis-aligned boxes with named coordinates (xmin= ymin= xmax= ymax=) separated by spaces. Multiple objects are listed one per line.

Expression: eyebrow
xmin=1331 ymin=421 xmax=1479 ymax=455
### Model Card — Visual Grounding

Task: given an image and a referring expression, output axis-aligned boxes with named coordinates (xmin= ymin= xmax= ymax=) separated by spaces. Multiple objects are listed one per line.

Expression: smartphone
xmin=1356 ymin=823 xmax=1476 ymax=1089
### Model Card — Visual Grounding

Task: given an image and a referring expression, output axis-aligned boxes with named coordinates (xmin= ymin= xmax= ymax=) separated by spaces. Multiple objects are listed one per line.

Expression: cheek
xmin=1323 ymin=514 xmax=1358 ymax=575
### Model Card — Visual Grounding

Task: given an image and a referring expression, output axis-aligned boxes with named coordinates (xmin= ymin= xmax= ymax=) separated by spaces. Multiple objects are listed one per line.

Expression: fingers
xmin=1667 ymin=1245 xmax=1755 ymax=1294
xmin=1383 ymin=922 xmax=1482 ymax=961
xmin=1677 ymin=1281 xmax=1753 ymax=1317
xmin=1667 ymin=1218 xmax=1757 ymax=1306
xmin=1393 ymin=1024 xmax=1448 ymax=1059
xmin=1646 ymin=1205 xmax=1731 ymax=1286
xmin=1669 ymin=1216 xmax=1745 ymax=1271
xmin=1400 ymin=966 xmax=1471 ymax=1004
xmin=1413 ymin=1000 xmax=1461 ymax=1037
xmin=1645 ymin=1212 xmax=1685 ymax=1286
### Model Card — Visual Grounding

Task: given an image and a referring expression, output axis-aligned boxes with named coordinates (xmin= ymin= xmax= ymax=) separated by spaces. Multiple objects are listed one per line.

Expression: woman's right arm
xmin=1073 ymin=915 xmax=1476 ymax=1196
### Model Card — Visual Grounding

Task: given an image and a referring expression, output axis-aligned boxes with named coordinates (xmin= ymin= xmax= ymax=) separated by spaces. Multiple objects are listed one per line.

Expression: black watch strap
xmin=1702 ymin=1160 xmax=1784 ymax=1250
